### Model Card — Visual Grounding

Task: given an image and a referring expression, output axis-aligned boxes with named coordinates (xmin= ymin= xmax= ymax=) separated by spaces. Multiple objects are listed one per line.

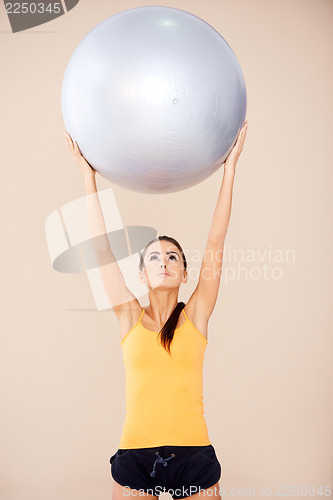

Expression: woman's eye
xmin=149 ymin=255 xmax=177 ymax=260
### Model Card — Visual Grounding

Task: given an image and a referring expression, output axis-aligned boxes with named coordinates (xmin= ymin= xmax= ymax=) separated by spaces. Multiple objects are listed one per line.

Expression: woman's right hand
xmin=64 ymin=131 xmax=96 ymax=180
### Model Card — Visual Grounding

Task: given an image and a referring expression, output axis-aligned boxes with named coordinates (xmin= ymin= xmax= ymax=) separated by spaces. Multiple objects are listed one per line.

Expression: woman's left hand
xmin=224 ymin=120 xmax=249 ymax=174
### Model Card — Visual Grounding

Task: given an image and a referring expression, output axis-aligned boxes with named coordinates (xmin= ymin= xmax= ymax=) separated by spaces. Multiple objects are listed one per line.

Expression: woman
xmin=65 ymin=120 xmax=248 ymax=500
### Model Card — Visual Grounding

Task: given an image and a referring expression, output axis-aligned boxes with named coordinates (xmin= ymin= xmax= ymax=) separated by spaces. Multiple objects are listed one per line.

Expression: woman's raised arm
xmin=64 ymin=132 xmax=141 ymax=319
xmin=187 ymin=121 xmax=249 ymax=319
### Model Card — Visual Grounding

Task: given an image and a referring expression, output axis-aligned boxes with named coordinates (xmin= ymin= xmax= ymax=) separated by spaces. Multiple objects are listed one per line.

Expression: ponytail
xmin=158 ymin=301 xmax=186 ymax=356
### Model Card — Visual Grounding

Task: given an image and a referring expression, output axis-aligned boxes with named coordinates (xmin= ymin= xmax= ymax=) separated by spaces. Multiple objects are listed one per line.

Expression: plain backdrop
xmin=0 ymin=1 xmax=332 ymax=499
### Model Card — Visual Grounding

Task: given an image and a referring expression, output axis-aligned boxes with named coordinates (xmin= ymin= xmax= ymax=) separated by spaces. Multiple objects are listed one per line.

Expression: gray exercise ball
xmin=61 ymin=6 xmax=247 ymax=194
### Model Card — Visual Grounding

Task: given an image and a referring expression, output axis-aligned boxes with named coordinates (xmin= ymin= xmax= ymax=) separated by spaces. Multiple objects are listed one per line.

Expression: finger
xmin=64 ymin=131 xmax=72 ymax=143
xmin=65 ymin=132 xmax=74 ymax=150
xmin=74 ymin=141 xmax=82 ymax=155
xmin=65 ymin=136 xmax=74 ymax=153
xmin=240 ymin=124 xmax=248 ymax=137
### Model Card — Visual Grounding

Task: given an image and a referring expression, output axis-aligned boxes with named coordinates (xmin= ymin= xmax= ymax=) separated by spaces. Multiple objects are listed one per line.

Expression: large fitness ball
xmin=61 ymin=6 xmax=247 ymax=194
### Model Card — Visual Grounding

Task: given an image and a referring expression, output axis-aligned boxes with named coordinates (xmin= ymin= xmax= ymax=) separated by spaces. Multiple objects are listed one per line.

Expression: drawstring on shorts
xmin=150 ymin=452 xmax=175 ymax=477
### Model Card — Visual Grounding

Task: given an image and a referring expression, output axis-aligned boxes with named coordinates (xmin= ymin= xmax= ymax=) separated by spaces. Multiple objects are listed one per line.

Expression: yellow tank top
xmin=118 ymin=308 xmax=212 ymax=449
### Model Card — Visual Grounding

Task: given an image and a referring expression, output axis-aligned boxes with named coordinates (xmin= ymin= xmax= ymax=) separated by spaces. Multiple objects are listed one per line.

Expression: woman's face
xmin=139 ymin=240 xmax=187 ymax=291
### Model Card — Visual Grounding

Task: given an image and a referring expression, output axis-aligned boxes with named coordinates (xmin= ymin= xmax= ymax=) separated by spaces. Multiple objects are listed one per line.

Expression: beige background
xmin=1 ymin=0 xmax=332 ymax=499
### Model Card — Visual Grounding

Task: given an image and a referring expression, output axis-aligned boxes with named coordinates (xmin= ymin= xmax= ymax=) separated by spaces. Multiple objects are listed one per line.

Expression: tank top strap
xmin=139 ymin=308 xmax=145 ymax=321
xmin=182 ymin=307 xmax=188 ymax=320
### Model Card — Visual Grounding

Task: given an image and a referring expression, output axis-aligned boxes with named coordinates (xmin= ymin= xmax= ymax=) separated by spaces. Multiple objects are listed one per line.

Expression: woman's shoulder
xmin=118 ymin=303 xmax=144 ymax=342
xmin=183 ymin=302 xmax=208 ymax=340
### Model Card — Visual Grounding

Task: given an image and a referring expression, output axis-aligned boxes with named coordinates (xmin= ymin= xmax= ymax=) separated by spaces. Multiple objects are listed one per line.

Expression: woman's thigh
xmin=112 ymin=479 xmax=221 ymax=500
xmin=185 ymin=482 xmax=221 ymax=500
xmin=112 ymin=479 xmax=158 ymax=500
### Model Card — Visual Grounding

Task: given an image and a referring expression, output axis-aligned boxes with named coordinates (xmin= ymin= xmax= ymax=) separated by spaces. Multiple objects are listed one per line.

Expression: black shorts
xmin=109 ymin=444 xmax=221 ymax=499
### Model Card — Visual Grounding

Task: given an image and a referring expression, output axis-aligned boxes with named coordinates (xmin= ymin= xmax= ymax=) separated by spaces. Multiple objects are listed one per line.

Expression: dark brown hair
xmin=139 ymin=236 xmax=187 ymax=356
